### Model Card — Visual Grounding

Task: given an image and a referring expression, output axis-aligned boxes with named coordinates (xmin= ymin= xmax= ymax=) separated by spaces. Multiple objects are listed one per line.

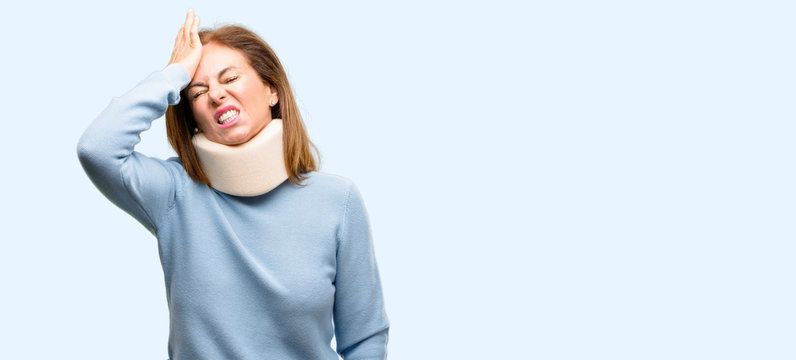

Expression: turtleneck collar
xmin=192 ymin=119 xmax=288 ymax=197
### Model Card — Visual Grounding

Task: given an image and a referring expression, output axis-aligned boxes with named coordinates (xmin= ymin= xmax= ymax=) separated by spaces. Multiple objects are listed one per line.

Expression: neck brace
xmin=192 ymin=119 xmax=288 ymax=197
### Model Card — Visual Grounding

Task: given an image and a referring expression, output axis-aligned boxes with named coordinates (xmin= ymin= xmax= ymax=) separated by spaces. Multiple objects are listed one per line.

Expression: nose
xmin=208 ymin=85 xmax=227 ymax=104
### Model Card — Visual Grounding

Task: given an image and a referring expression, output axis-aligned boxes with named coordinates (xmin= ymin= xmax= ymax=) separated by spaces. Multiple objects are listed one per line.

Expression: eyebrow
xmin=186 ymin=66 xmax=241 ymax=90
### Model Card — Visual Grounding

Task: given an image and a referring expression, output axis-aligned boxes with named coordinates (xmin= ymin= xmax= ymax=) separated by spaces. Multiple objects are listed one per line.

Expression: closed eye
xmin=223 ymin=76 xmax=238 ymax=84
xmin=191 ymin=90 xmax=207 ymax=100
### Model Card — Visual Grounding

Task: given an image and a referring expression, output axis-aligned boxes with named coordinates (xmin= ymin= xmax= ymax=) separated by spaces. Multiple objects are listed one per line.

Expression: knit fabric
xmin=77 ymin=64 xmax=389 ymax=360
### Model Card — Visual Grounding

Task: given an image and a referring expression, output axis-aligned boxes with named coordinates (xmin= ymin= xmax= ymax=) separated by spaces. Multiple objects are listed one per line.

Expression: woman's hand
xmin=168 ymin=9 xmax=202 ymax=78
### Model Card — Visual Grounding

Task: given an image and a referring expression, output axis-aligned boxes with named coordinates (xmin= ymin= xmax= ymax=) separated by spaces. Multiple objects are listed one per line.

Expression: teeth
xmin=217 ymin=109 xmax=239 ymax=124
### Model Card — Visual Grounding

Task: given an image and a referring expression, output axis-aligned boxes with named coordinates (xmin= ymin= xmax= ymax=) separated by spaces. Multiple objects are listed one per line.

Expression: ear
xmin=268 ymin=85 xmax=279 ymax=105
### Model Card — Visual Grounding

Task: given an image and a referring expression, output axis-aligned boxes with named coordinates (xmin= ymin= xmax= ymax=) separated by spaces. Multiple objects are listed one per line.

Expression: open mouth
xmin=215 ymin=106 xmax=240 ymax=128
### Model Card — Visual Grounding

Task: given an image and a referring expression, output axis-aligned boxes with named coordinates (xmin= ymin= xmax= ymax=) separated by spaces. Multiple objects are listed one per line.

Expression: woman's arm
xmin=76 ymin=10 xmax=201 ymax=233
xmin=76 ymin=64 xmax=190 ymax=233
xmin=334 ymin=182 xmax=390 ymax=359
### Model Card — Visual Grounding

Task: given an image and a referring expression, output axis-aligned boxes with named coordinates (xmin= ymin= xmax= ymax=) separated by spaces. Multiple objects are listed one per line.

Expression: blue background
xmin=1 ymin=1 xmax=794 ymax=359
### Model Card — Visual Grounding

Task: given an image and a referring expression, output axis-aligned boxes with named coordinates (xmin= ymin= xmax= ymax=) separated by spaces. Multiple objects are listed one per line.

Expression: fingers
xmin=183 ymin=11 xmax=192 ymax=44
xmin=184 ymin=9 xmax=194 ymax=31
xmin=191 ymin=16 xmax=200 ymax=46
xmin=175 ymin=26 xmax=184 ymax=47
xmin=170 ymin=25 xmax=184 ymax=64
xmin=173 ymin=10 xmax=191 ymax=48
xmin=181 ymin=9 xmax=200 ymax=47
xmin=168 ymin=9 xmax=202 ymax=69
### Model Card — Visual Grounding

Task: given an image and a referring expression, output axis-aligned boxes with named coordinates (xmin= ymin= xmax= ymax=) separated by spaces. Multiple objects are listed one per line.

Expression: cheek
xmin=190 ymin=101 xmax=211 ymax=123
xmin=243 ymin=87 xmax=271 ymax=114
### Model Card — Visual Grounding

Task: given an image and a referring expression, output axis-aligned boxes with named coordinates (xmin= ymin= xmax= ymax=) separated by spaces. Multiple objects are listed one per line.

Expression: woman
xmin=77 ymin=10 xmax=389 ymax=360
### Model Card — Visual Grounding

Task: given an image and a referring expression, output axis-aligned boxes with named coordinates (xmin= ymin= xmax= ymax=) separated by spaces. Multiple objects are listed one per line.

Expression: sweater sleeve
xmin=334 ymin=182 xmax=390 ymax=359
xmin=76 ymin=64 xmax=191 ymax=234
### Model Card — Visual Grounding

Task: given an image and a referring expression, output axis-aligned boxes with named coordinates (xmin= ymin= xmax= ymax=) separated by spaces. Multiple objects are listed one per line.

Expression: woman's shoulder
xmin=299 ymin=171 xmax=358 ymax=194
xmin=277 ymin=171 xmax=362 ymax=213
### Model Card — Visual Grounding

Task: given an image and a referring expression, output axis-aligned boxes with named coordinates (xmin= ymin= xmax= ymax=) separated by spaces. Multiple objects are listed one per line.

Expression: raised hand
xmin=168 ymin=9 xmax=202 ymax=79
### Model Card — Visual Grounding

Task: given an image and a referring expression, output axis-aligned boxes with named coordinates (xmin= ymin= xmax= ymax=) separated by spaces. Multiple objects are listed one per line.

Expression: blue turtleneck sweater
xmin=77 ymin=64 xmax=389 ymax=359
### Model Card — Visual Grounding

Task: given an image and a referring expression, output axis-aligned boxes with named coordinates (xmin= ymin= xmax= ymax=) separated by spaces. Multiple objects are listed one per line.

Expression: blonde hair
xmin=166 ymin=25 xmax=319 ymax=186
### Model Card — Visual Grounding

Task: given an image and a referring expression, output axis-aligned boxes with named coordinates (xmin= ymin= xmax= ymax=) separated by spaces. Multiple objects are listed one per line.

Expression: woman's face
xmin=186 ymin=42 xmax=277 ymax=145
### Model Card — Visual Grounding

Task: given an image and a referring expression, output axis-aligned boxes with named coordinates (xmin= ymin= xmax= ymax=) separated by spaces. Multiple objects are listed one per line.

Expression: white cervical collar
xmin=192 ymin=119 xmax=288 ymax=197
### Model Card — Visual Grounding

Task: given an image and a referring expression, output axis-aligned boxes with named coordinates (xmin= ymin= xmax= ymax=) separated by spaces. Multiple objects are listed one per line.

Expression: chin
xmin=223 ymin=128 xmax=257 ymax=145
